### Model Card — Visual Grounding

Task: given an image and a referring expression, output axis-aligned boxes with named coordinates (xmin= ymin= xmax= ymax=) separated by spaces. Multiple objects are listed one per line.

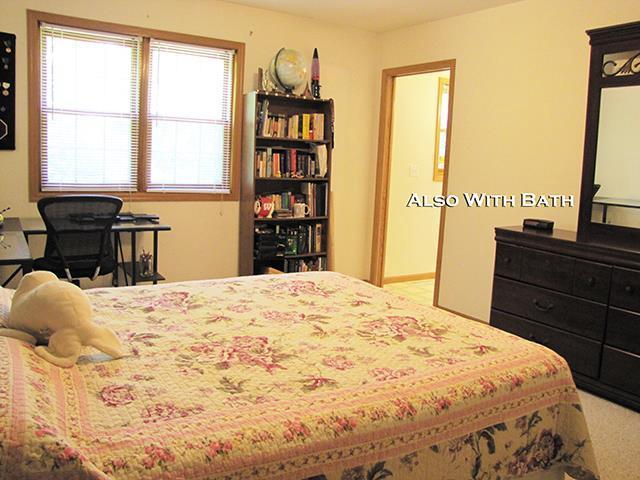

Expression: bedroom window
xmin=28 ymin=11 xmax=245 ymax=201
xmin=38 ymin=25 xmax=141 ymax=192
xmin=146 ymin=40 xmax=234 ymax=193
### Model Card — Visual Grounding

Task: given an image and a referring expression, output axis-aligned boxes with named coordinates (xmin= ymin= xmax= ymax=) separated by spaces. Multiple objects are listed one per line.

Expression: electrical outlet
xmin=409 ymin=164 xmax=418 ymax=177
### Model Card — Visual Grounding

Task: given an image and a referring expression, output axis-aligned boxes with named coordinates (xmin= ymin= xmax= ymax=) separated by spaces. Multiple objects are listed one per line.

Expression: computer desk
xmin=0 ymin=227 xmax=33 ymax=287
xmin=1 ymin=217 xmax=171 ymax=287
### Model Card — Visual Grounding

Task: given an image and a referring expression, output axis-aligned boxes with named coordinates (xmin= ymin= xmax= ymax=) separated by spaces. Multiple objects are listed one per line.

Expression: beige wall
xmin=379 ymin=0 xmax=640 ymax=321
xmin=384 ymin=72 xmax=447 ymax=278
xmin=0 ymin=0 xmax=379 ymax=287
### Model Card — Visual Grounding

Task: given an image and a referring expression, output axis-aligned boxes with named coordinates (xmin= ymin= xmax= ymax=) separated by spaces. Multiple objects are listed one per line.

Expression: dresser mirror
xmin=592 ymin=84 xmax=640 ymax=227
xmin=578 ymin=22 xmax=640 ymax=244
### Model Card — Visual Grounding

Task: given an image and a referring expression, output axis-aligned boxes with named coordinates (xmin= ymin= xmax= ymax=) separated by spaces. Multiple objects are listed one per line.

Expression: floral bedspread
xmin=0 ymin=272 xmax=598 ymax=479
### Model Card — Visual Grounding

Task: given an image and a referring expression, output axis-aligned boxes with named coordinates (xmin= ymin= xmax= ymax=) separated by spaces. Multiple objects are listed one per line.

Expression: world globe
xmin=269 ymin=48 xmax=308 ymax=92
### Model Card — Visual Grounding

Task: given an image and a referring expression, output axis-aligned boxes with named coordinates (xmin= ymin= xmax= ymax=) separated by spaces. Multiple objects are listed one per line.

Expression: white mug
xmin=293 ymin=203 xmax=311 ymax=218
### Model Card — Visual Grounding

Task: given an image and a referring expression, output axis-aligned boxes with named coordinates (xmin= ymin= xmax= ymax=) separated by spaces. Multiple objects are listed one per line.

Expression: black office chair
xmin=34 ymin=195 xmax=123 ymax=284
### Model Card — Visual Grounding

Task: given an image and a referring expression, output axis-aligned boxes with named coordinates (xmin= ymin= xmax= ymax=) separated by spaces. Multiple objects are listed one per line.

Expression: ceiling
xmin=222 ymin=0 xmax=524 ymax=32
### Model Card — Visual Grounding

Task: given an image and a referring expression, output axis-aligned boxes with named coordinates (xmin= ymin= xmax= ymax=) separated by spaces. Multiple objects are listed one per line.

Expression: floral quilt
xmin=0 ymin=272 xmax=598 ymax=479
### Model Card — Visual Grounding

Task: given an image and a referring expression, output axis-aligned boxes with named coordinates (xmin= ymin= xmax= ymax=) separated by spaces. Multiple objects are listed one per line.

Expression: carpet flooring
xmin=573 ymin=389 xmax=640 ymax=479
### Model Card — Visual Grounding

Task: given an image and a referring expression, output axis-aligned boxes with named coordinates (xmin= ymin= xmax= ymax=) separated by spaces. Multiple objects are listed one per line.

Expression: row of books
xmin=255 ymin=183 xmax=327 ymax=218
xmin=254 ymin=224 xmax=325 ymax=259
xmin=255 ymin=146 xmax=328 ymax=179
xmin=256 ymin=100 xmax=325 ymax=140
xmin=284 ymin=224 xmax=324 ymax=256
xmin=284 ymin=257 xmax=327 ymax=273
xmin=301 ymin=183 xmax=327 ymax=217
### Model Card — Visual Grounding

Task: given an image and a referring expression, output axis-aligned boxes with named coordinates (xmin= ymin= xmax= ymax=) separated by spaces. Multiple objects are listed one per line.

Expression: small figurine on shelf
xmin=259 ymin=66 xmax=277 ymax=93
xmin=311 ymin=48 xmax=321 ymax=99
xmin=140 ymin=249 xmax=153 ymax=278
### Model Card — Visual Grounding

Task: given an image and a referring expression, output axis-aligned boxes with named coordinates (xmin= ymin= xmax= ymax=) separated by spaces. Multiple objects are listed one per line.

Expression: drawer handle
xmin=625 ymin=285 xmax=634 ymax=294
xmin=586 ymin=276 xmax=595 ymax=286
xmin=502 ymin=257 xmax=511 ymax=264
xmin=528 ymin=333 xmax=549 ymax=346
xmin=532 ymin=299 xmax=554 ymax=312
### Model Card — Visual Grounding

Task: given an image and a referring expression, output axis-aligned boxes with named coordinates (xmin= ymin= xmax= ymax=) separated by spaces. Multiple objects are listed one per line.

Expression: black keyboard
xmin=116 ymin=213 xmax=160 ymax=223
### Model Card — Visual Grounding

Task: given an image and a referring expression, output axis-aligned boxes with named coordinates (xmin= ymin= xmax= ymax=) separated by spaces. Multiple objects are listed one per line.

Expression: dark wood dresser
xmin=490 ymin=226 xmax=640 ymax=411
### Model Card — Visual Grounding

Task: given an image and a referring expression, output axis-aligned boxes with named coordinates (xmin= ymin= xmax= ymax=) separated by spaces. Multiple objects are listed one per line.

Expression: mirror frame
xmin=578 ymin=21 xmax=640 ymax=245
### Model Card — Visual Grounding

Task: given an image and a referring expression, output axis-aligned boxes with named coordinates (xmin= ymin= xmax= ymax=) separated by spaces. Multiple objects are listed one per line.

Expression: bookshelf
xmin=239 ymin=91 xmax=334 ymax=275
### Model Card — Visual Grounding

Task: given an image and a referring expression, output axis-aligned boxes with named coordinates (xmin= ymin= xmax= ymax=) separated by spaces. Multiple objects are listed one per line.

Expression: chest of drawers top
xmin=495 ymin=226 xmax=640 ymax=269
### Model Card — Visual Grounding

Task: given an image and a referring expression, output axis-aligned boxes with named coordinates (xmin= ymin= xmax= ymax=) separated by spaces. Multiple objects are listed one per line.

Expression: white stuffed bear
xmin=0 ymin=271 xmax=124 ymax=367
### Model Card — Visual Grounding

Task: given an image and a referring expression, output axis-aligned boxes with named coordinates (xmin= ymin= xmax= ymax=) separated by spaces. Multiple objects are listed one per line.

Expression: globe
xmin=269 ymin=48 xmax=308 ymax=92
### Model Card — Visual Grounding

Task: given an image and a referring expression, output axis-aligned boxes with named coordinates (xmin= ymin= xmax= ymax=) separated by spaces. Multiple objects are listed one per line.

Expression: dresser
xmin=490 ymin=226 xmax=640 ymax=411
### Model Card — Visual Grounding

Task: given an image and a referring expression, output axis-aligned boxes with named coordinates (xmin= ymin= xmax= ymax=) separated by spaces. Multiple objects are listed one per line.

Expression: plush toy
xmin=0 ymin=271 xmax=124 ymax=367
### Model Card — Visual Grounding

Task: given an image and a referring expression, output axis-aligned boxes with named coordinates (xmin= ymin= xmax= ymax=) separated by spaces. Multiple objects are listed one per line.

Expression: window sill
xmin=29 ymin=190 xmax=240 ymax=202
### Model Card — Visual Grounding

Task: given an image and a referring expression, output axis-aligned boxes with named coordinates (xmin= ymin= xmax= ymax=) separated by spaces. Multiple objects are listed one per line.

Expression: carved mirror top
xmin=602 ymin=50 xmax=640 ymax=77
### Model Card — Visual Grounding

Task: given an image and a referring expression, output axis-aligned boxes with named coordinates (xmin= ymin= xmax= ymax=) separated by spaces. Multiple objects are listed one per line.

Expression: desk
xmin=111 ymin=221 xmax=172 ymax=286
xmin=1 ymin=217 xmax=171 ymax=287
xmin=0 ymin=230 xmax=33 ymax=287
xmin=593 ymin=197 xmax=640 ymax=223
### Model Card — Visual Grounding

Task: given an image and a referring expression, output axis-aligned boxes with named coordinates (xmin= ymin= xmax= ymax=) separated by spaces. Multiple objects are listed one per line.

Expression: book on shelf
xmin=256 ymin=99 xmax=325 ymax=140
xmin=273 ymin=208 xmax=292 ymax=218
xmin=284 ymin=256 xmax=327 ymax=273
xmin=300 ymin=182 xmax=328 ymax=217
xmin=255 ymin=183 xmax=326 ymax=218
xmin=255 ymin=145 xmax=328 ymax=179
xmin=315 ymin=145 xmax=328 ymax=178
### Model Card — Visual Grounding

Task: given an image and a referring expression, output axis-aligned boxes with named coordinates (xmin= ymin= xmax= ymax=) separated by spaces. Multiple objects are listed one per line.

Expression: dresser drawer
xmin=490 ymin=309 xmax=600 ymax=378
xmin=606 ymin=308 xmax=640 ymax=355
xmin=494 ymin=243 xmax=521 ymax=280
xmin=573 ymin=259 xmax=611 ymax=303
xmin=611 ymin=267 xmax=640 ymax=312
xmin=601 ymin=346 xmax=640 ymax=396
xmin=520 ymin=248 xmax=574 ymax=293
xmin=492 ymin=277 xmax=606 ymax=340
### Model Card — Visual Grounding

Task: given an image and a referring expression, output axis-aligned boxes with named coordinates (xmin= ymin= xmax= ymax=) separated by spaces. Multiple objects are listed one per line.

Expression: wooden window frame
xmin=432 ymin=77 xmax=448 ymax=182
xmin=27 ymin=10 xmax=245 ymax=202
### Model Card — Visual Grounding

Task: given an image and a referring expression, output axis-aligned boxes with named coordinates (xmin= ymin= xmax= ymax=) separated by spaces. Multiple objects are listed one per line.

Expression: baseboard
xmin=435 ymin=303 xmax=485 ymax=324
xmin=383 ymin=272 xmax=435 ymax=284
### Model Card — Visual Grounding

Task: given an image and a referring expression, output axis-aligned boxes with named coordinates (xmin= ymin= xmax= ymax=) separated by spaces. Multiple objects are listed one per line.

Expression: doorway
xmin=370 ymin=60 xmax=455 ymax=308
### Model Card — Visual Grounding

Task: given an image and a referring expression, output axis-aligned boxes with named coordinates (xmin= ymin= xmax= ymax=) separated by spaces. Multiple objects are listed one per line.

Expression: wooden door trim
xmin=383 ymin=271 xmax=435 ymax=284
xmin=369 ymin=59 xmax=456 ymax=311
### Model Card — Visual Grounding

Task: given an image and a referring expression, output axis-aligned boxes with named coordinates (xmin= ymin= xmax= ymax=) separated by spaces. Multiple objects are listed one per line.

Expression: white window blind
xmin=147 ymin=39 xmax=234 ymax=193
xmin=40 ymin=24 xmax=141 ymax=191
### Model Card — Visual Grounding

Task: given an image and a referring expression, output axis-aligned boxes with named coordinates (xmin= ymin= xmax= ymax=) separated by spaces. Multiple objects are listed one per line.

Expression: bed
xmin=0 ymin=272 xmax=599 ymax=479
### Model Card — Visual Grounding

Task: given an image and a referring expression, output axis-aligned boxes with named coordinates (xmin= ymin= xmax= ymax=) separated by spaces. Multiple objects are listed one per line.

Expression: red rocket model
xmin=311 ymin=48 xmax=321 ymax=99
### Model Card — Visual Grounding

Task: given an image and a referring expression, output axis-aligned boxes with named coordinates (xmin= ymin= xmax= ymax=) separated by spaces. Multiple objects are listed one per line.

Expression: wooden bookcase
xmin=239 ymin=91 xmax=334 ymax=276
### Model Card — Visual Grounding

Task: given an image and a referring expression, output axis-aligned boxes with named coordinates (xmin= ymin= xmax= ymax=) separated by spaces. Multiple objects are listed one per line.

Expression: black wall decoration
xmin=0 ymin=32 xmax=16 ymax=150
